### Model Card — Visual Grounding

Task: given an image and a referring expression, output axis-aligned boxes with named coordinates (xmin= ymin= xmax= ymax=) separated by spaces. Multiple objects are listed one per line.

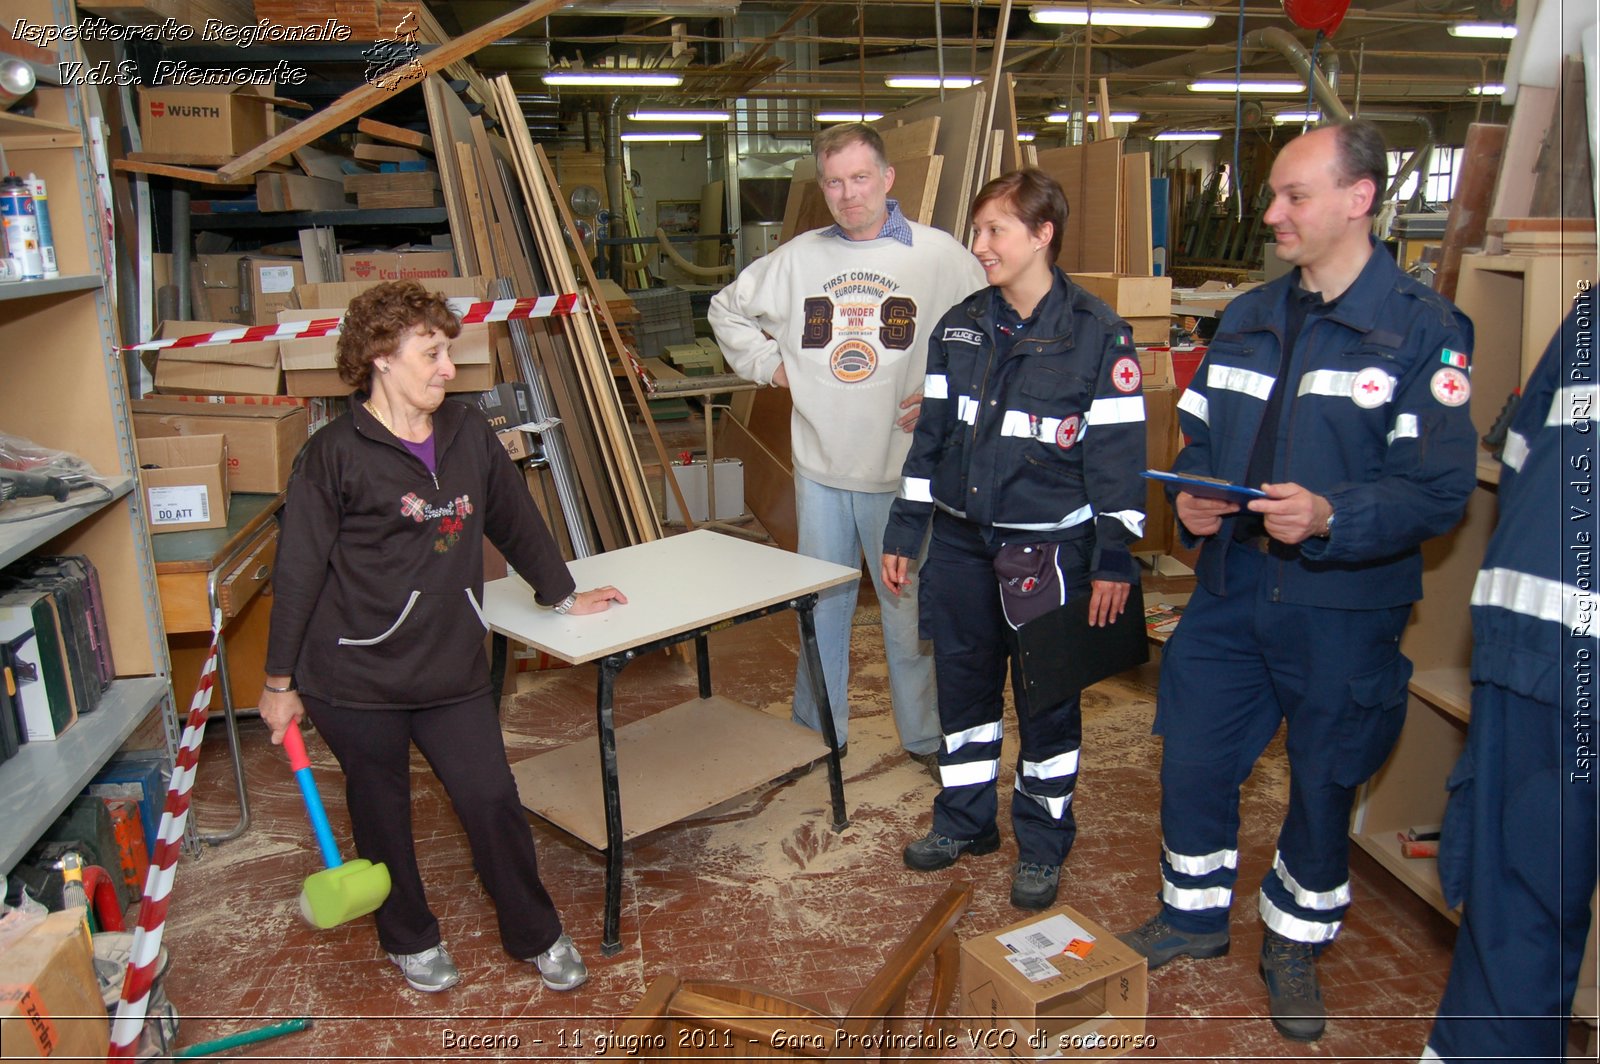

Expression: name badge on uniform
xmin=943 ymin=327 xmax=984 ymax=345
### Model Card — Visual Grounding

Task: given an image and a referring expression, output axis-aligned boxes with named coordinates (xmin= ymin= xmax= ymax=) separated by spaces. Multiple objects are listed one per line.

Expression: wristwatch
xmin=264 ymin=678 xmax=296 ymax=693
xmin=1320 ymin=509 xmax=1336 ymax=537
xmin=552 ymin=591 xmax=578 ymax=614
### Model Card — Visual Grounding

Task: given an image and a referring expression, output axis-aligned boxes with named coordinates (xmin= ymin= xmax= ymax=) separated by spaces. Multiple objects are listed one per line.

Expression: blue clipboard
xmin=1142 ymin=469 xmax=1268 ymax=502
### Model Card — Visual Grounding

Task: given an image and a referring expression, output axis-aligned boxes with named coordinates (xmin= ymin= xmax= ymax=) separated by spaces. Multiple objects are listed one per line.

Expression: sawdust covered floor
xmin=160 ymin=586 xmax=1469 ymax=1061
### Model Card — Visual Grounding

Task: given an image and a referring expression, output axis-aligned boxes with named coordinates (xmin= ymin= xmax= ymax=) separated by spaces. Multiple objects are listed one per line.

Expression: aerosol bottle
xmin=0 ymin=208 xmax=14 ymax=283
xmin=25 ymin=173 xmax=58 ymax=278
xmin=0 ymin=173 xmax=44 ymax=281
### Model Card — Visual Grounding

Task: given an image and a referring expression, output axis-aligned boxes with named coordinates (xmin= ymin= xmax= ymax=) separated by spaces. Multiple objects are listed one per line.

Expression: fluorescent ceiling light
xmin=628 ymin=109 xmax=729 ymax=121
xmin=1470 ymin=83 xmax=1506 ymax=95
xmin=1272 ymin=111 xmax=1322 ymax=124
xmin=816 ymin=112 xmax=884 ymax=122
xmin=621 ymin=131 xmax=704 ymax=142
xmin=1188 ymin=79 xmax=1306 ymax=93
xmin=884 ymin=76 xmax=978 ymax=89
xmin=1016 ymin=131 xmax=1036 ymax=142
xmin=1030 ymin=7 xmax=1216 ymax=28
xmin=1045 ymin=110 xmax=1141 ymax=123
xmin=1449 ymin=22 xmax=1517 ymax=39
xmin=542 ymin=70 xmax=684 ymax=87
xmin=1154 ymin=130 xmax=1222 ymax=141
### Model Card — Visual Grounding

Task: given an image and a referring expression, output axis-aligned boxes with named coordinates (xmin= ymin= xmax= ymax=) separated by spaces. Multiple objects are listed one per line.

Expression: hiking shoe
xmin=908 ymin=750 xmax=941 ymax=784
xmin=1117 ymin=913 xmax=1230 ymax=970
xmin=387 ymin=945 xmax=461 ymax=992
xmin=1259 ymin=931 xmax=1325 ymax=1042
xmin=1010 ymin=862 xmax=1061 ymax=910
xmin=902 ymin=827 xmax=1001 ymax=871
xmin=531 ymin=933 xmax=588 ymax=992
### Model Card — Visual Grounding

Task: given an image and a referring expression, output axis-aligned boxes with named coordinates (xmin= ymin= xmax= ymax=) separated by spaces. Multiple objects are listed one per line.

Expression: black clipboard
xmin=1008 ymin=591 xmax=1150 ymax=715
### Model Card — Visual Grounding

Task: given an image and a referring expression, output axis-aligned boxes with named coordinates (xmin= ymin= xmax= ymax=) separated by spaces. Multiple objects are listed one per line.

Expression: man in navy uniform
xmin=1117 ymin=120 xmax=1478 ymax=1042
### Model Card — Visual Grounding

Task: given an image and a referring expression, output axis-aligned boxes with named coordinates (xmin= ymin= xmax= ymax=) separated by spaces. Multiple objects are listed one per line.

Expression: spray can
xmin=0 ymin=210 xmax=14 ymax=282
xmin=24 ymin=173 xmax=58 ymax=278
xmin=0 ymin=173 xmax=44 ymax=281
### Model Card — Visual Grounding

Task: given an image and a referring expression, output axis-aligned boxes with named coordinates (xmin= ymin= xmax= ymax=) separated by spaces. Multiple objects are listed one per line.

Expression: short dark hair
xmin=336 ymin=280 xmax=462 ymax=390
xmin=812 ymin=122 xmax=890 ymax=172
xmin=1329 ymin=119 xmax=1387 ymax=216
xmin=970 ymin=168 xmax=1070 ymax=260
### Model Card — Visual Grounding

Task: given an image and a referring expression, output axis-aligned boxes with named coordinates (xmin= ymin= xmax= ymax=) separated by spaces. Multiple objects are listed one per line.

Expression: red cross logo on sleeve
xmin=1112 ymin=356 xmax=1142 ymax=393
xmin=1430 ymin=366 xmax=1470 ymax=407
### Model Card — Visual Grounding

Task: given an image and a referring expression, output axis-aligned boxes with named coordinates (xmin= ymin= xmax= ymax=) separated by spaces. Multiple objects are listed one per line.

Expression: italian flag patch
xmin=1440 ymin=348 xmax=1469 ymax=369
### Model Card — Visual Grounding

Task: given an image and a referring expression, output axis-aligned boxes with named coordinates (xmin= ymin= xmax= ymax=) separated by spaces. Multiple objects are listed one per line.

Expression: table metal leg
xmin=595 ymin=655 xmax=627 ymax=955
xmin=795 ymin=595 xmax=848 ymax=832
xmin=694 ymin=634 xmax=711 ymax=699
xmin=200 ymin=571 xmax=250 ymax=845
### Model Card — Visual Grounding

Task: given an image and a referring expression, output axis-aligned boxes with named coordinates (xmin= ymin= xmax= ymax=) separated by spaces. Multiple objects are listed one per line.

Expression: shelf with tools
xmin=0 ymin=0 xmax=178 ymax=878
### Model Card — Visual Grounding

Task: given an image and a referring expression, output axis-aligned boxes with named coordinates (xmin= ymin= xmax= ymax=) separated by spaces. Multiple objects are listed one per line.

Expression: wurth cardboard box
xmin=959 ymin=903 xmax=1148 ymax=1059
xmin=0 ymin=909 xmax=108 ymax=1059
xmin=339 ymin=248 xmax=457 ymax=283
xmin=132 ymin=398 xmax=309 ymax=494
xmin=137 ymin=85 xmax=297 ymax=161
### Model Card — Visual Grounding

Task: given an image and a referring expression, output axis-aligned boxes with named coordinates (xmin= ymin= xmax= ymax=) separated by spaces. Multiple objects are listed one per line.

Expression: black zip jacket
xmin=266 ymin=396 xmax=576 ymax=709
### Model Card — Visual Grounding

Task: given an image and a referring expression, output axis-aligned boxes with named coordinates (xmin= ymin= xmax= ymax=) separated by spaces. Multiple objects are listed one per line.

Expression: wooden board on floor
xmin=509 ymin=695 xmax=826 ymax=846
xmin=717 ymin=415 xmax=796 ymax=553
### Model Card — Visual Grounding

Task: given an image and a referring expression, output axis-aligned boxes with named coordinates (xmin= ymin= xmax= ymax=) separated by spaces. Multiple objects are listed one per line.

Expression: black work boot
xmin=1258 ymin=930 xmax=1326 ymax=1042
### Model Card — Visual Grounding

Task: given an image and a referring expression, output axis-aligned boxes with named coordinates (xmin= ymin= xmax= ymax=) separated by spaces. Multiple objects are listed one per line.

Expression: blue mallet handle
xmin=283 ymin=721 xmax=343 ymax=870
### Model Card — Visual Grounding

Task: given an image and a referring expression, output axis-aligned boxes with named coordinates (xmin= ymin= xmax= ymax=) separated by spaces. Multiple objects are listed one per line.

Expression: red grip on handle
xmin=282 ymin=720 xmax=310 ymax=772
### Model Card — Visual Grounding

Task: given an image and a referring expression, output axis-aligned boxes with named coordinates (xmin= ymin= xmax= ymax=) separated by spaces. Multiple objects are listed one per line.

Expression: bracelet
xmin=552 ymin=591 xmax=578 ymax=615
xmin=263 ymin=680 xmax=295 ymax=693
xmin=1320 ymin=510 xmax=1336 ymax=537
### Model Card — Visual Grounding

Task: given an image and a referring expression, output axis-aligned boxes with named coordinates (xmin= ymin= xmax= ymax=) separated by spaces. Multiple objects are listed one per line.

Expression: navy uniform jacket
xmin=1470 ymin=297 xmax=1598 ymax=706
xmin=1172 ymin=241 xmax=1478 ymax=608
xmin=883 ymin=268 xmax=1147 ymax=579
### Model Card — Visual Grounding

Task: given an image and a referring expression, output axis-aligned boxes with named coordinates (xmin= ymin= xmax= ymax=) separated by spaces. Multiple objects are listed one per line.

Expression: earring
xmin=379 ymin=364 xmax=390 ymax=374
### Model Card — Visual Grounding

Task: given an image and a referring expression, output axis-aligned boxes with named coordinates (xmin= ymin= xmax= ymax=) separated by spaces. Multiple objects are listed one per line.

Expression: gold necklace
xmin=364 ymin=400 xmax=397 ymax=436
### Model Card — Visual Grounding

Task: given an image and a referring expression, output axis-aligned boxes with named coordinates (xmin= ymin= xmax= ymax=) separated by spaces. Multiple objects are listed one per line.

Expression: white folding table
xmin=481 ymin=529 xmax=860 ymax=954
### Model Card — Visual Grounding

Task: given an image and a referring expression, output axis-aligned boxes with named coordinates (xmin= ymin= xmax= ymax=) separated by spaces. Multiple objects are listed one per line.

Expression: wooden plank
xmin=342 ymin=171 xmax=441 ymax=194
xmin=873 ymin=87 xmax=987 ymax=239
xmin=894 ymin=156 xmax=944 ymax=226
xmin=879 ymin=117 xmax=940 ymax=163
xmin=423 ymin=76 xmax=482 ymax=278
xmin=471 ymin=121 xmax=540 ymax=298
xmin=291 ymin=143 xmax=351 ymax=182
xmin=357 ymin=118 xmax=434 ymax=153
xmin=1490 ymin=84 xmax=1555 ymax=221
xmin=696 ymin=180 xmax=725 ymax=269
xmin=1435 ymin=123 xmax=1507 ymax=301
xmin=987 ymin=73 xmax=1023 ymax=176
xmin=1121 ymin=151 xmax=1154 ymax=276
xmin=457 ymin=142 xmax=497 ymax=285
xmin=716 ymin=416 xmax=797 ymax=553
xmin=1037 ymin=139 xmax=1121 ymax=274
xmin=209 ymin=0 xmax=568 ymax=183
xmin=353 ymin=142 xmax=425 ymax=164
xmin=112 ymin=156 xmax=251 ymax=186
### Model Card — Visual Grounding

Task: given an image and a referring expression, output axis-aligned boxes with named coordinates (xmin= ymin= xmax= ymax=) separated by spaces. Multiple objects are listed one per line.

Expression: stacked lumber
xmin=343 ymin=170 xmax=443 ymax=210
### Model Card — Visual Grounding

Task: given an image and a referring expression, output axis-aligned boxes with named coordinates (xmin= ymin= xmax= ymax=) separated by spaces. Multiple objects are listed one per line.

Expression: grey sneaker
xmin=908 ymin=750 xmax=941 ymax=784
xmin=1010 ymin=862 xmax=1061 ymax=910
xmin=1259 ymin=931 xmax=1325 ymax=1042
xmin=387 ymin=944 xmax=461 ymax=992
xmin=902 ymin=827 xmax=1001 ymax=871
xmin=1117 ymin=913 xmax=1230 ymax=970
xmin=531 ymin=933 xmax=588 ymax=991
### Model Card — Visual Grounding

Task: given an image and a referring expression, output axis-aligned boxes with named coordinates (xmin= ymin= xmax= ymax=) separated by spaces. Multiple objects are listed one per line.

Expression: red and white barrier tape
xmin=107 ymin=610 xmax=223 ymax=1060
xmin=125 ymin=294 xmax=583 ymax=353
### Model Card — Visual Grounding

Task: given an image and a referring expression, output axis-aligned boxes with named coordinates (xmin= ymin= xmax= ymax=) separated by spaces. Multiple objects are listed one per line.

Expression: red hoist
xmin=1281 ymin=0 xmax=1352 ymax=36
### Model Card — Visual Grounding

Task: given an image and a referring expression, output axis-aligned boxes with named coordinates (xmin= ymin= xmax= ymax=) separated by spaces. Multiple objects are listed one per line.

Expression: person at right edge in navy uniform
xmin=1422 ymin=293 xmax=1598 ymax=1063
xmin=1116 ymin=120 xmax=1478 ymax=1043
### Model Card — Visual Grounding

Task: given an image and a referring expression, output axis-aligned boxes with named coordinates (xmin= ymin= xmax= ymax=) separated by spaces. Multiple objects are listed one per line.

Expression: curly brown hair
xmin=335 ymin=280 xmax=462 ymax=389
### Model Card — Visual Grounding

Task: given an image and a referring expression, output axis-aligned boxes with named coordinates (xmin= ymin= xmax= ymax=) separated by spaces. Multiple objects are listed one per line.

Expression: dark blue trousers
xmin=1425 ymin=681 xmax=1598 ymax=1062
xmin=921 ymin=512 xmax=1088 ymax=865
xmin=1154 ymin=541 xmax=1411 ymax=943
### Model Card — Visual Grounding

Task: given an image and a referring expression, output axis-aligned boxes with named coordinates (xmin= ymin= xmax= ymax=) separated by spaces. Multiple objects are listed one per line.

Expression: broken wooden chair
xmin=616 ymin=881 xmax=972 ymax=1058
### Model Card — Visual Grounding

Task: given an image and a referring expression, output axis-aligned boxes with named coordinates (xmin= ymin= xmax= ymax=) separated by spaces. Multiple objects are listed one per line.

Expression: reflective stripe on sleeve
xmin=1298 ymin=369 xmax=1361 ymax=398
xmin=1177 ymin=388 xmax=1210 ymax=425
xmin=1500 ymin=429 xmax=1529 ymax=472
xmin=1102 ymin=508 xmax=1147 ymax=538
xmin=1207 ymin=364 xmax=1275 ymax=401
xmin=1386 ymin=413 xmax=1420 ymax=445
xmin=1548 ymin=385 xmax=1598 ymax=427
xmin=923 ymin=373 xmax=949 ymax=399
xmin=901 ymin=476 xmax=933 ymax=503
xmin=1088 ymin=395 xmax=1146 ymax=425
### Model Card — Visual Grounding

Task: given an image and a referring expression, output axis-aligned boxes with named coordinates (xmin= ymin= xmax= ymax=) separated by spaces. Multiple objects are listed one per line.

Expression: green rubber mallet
xmin=283 ymin=721 xmax=391 ymax=928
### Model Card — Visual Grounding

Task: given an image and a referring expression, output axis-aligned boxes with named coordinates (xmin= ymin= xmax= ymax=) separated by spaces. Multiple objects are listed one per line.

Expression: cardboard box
xmin=0 ymin=909 xmax=108 ymax=1059
xmin=291 ymin=275 xmax=479 ymax=311
xmin=1136 ymin=347 xmax=1172 ymax=389
xmin=153 ymin=393 xmax=340 ymax=436
xmin=1069 ymin=273 xmax=1173 ymax=319
xmin=138 ymin=85 xmax=294 ymax=161
xmin=153 ymin=320 xmax=282 ymax=396
xmin=475 ymin=383 xmax=537 ymax=460
xmin=195 ymin=253 xmax=246 ymax=324
xmin=340 ymin=248 xmax=457 ymax=283
xmin=1127 ymin=316 xmax=1172 ymax=344
xmin=240 ymin=256 xmax=306 ymax=325
xmin=132 ymin=398 xmax=309 ymax=494
xmin=136 ymin=434 xmax=229 ymax=533
xmin=960 ymin=904 xmax=1147 ymax=1059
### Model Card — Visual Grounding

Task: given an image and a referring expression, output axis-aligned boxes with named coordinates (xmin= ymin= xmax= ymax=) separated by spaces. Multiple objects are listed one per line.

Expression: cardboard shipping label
xmin=147 ymin=485 xmax=213 ymax=526
xmin=258 ymin=265 xmax=298 ymax=294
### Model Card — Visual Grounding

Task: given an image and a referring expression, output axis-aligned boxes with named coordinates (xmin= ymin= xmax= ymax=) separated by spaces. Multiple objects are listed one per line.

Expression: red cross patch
xmin=1351 ymin=366 xmax=1392 ymax=409
xmin=1055 ymin=414 xmax=1083 ymax=450
xmin=1112 ymin=356 xmax=1142 ymax=393
xmin=1430 ymin=366 xmax=1470 ymax=407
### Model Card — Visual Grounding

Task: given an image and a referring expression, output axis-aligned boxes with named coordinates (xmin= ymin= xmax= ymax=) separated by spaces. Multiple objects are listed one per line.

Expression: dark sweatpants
xmin=304 ymin=692 xmax=563 ymax=960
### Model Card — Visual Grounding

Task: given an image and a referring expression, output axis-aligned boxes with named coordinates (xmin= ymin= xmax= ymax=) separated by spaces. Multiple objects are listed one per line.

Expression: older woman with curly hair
xmin=260 ymin=280 xmax=625 ymax=995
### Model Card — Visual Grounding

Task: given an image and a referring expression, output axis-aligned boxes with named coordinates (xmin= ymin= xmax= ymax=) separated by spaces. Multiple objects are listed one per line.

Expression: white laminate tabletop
xmin=482 ymin=528 xmax=861 ymax=665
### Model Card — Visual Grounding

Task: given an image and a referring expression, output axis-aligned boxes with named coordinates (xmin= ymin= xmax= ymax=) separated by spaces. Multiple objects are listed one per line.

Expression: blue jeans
xmin=792 ymin=473 xmax=939 ymax=754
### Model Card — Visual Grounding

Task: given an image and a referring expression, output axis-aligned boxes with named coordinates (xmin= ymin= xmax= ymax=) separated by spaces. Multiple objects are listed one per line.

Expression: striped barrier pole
xmin=107 ymin=609 xmax=223 ymax=1060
